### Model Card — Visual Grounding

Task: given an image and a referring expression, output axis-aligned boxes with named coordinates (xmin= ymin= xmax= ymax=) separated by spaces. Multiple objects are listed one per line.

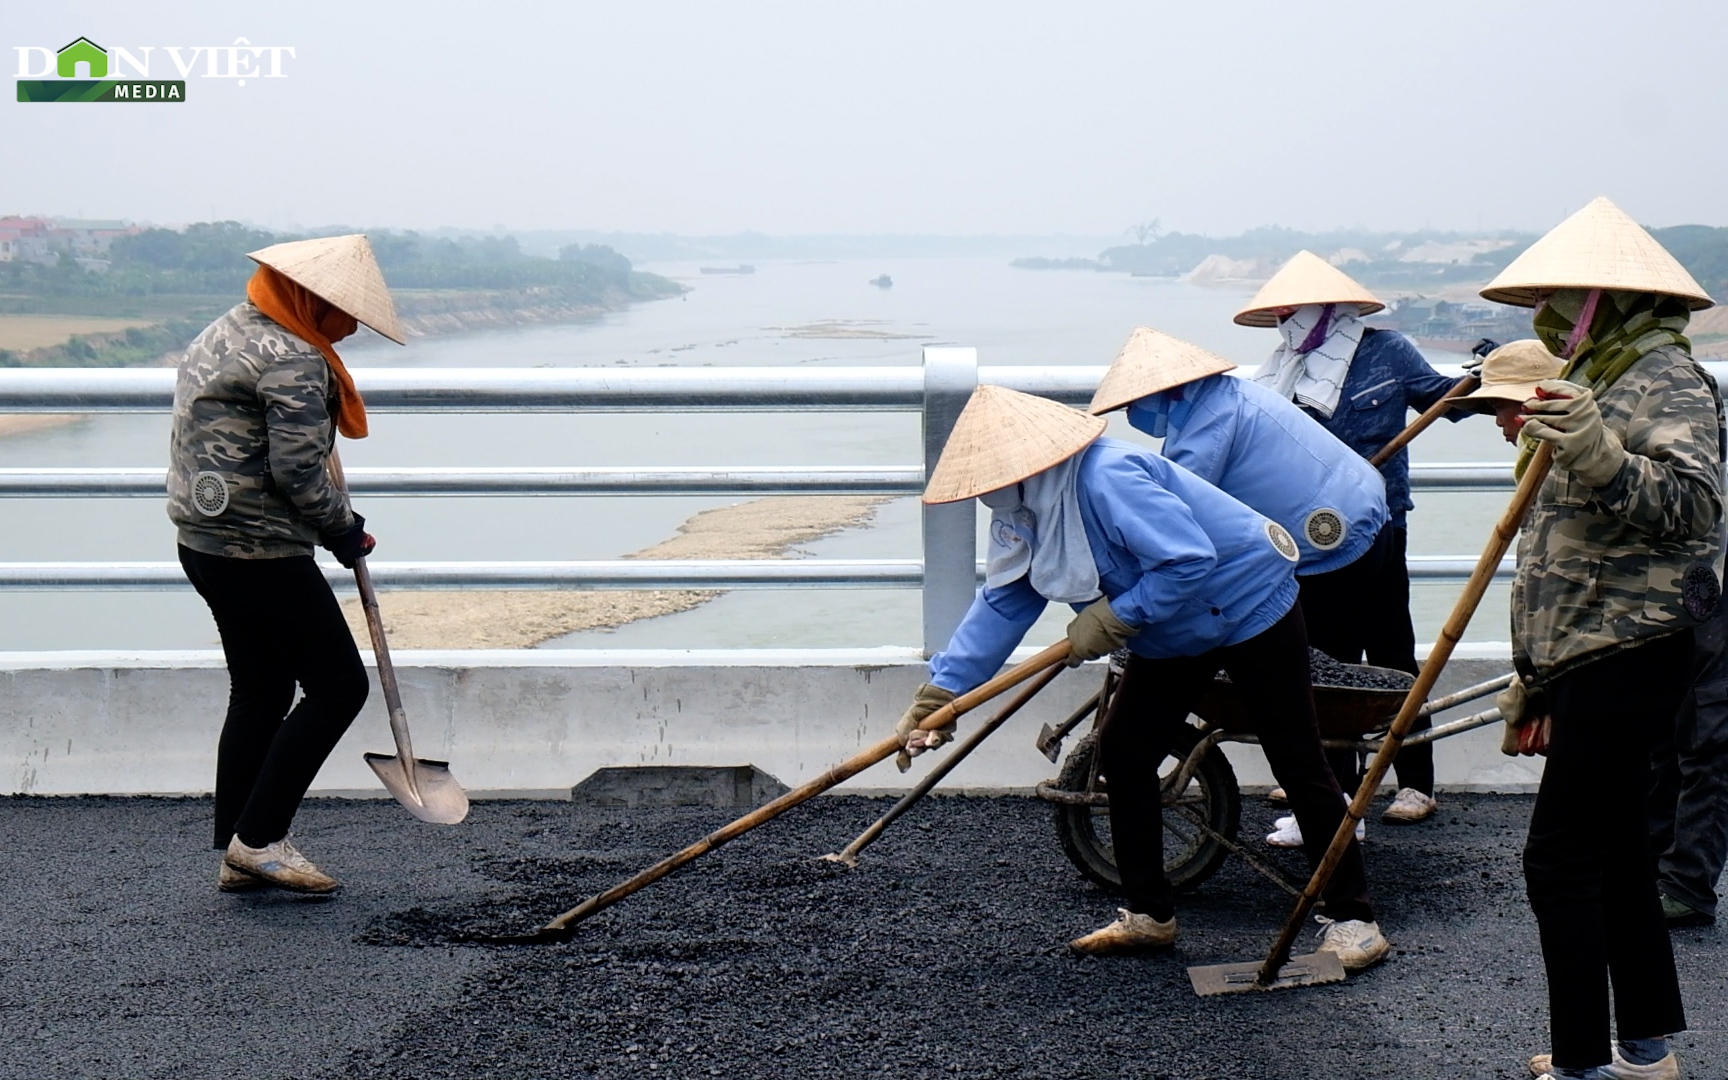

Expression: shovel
xmin=487 ymin=641 xmax=1072 ymax=943
xmin=329 ymin=448 xmax=469 ymax=825
xmin=1187 ymin=442 xmax=1552 ymax=996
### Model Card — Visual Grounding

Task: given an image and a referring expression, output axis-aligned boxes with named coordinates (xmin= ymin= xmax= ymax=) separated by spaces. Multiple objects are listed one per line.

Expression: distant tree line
xmin=0 ymin=222 xmax=679 ymax=301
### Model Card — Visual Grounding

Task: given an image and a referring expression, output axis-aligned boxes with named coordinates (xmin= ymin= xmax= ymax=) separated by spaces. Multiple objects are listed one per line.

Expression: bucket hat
xmin=1447 ymin=340 xmax=1564 ymax=414
xmin=247 ymin=234 xmax=407 ymax=344
xmin=1233 ymin=250 xmax=1385 ymax=328
xmin=923 ymin=385 xmax=1107 ymax=505
xmin=1089 ymin=327 xmax=1237 ymax=415
xmin=1480 ymin=197 xmax=1713 ymax=310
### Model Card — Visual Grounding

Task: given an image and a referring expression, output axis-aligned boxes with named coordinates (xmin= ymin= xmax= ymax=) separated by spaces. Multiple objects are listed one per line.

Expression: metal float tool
xmin=490 ymin=641 xmax=1072 ymax=943
xmin=329 ymin=448 xmax=469 ymax=825
xmin=1189 ymin=442 xmax=1552 ymax=996
xmin=821 ymin=663 xmax=1067 ymax=868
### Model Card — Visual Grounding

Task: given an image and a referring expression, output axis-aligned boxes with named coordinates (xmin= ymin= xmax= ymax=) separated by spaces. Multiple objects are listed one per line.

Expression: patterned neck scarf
xmin=1512 ymin=289 xmax=1691 ymax=479
xmin=1251 ymin=303 xmax=1367 ymax=418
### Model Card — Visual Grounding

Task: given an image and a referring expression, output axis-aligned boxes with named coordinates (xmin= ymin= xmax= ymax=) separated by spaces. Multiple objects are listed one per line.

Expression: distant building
xmin=0 ymin=216 xmax=54 ymax=264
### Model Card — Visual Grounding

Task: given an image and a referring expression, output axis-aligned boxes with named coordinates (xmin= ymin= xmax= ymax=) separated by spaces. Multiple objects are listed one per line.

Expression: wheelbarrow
xmin=1034 ymin=654 xmax=1511 ymax=897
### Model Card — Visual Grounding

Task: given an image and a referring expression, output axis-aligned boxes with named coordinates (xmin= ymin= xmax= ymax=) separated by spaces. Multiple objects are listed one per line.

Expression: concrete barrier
xmin=0 ymin=646 xmax=1534 ymax=797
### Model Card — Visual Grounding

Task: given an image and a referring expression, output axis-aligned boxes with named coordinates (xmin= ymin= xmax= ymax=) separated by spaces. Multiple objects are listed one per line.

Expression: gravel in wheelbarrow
xmin=1203 ymin=648 xmax=1415 ymax=737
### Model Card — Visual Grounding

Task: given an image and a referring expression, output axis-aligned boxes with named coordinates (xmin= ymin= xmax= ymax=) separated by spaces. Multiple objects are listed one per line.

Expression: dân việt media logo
xmin=15 ymin=36 xmax=295 ymax=103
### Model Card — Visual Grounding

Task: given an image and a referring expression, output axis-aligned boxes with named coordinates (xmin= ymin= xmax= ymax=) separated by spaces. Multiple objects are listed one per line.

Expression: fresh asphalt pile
xmin=1216 ymin=648 xmax=1417 ymax=692
xmin=4 ymin=793 xmax=1726 ymax=1079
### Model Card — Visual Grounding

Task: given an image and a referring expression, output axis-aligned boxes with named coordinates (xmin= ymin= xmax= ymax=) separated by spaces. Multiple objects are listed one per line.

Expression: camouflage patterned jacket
xmin=166 ymin=302 xmax=354 ymax=558
xmin=1512 ymin=344 xmax=1725 ymax=682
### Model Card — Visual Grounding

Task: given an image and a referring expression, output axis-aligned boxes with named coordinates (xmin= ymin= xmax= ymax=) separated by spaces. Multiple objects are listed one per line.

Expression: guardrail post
xmin=921 ymin=346 xmax=978 ymax=657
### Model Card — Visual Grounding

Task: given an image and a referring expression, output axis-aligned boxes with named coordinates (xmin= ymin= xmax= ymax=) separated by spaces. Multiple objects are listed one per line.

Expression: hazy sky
xmin=7 ymin=1 xmax=1726 ymax=237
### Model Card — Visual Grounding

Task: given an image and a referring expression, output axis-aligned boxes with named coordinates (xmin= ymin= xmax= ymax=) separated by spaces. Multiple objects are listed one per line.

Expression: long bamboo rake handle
xmin=532 ymin=640 xmax=1074 ymax=939
xmin=829 ymin=663 xmax=1067 ymax=864
xmin=327 ymin=449 xmax=420 ymax=791
xmin=1255 ymin=442 xmax=1552 ymax=984
xmin=1367 ymin=376 xmax=1480 ymax=468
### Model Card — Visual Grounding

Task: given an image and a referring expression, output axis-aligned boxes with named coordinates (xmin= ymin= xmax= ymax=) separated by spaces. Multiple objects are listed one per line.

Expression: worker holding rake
xmin=168 ymin=235 xmax=405 ymax=895
xmin=1481 ymin=199 xmax=1723 ymax=1080
xmin=897 ymin=384 xmax=1387 ymax=970
xmin=1239 ymin=253 xmax=1464 ymax=822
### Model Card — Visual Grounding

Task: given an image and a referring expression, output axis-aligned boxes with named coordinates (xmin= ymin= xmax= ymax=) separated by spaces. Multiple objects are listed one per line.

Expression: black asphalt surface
xmin=3 ymin=793 xmax=1723 ymax=1080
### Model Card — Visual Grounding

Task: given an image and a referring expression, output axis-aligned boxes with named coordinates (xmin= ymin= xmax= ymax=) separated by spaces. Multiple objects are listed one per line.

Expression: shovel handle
xmin=1367 ymin=376 xmax=1480 ymax=468
xmin=1254 ymin=442 xmax=1552 ymax=984
xmin=328 ymin=449 xmax=419 ymax=793
xmin=535 ymin=640 xmax=1074 ymax=937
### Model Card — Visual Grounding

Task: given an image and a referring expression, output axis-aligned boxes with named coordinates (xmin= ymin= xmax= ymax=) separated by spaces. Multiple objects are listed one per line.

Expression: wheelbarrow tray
xmin=1193 ymin=665 xmax=1410 ymax=738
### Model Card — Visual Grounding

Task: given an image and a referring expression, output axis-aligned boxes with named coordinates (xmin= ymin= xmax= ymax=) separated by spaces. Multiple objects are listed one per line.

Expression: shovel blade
xmin=365 ymin=752 xmax=470 ymax=825
xmin=1036 ymin=723 xmax=1062 ymax=763
xmin=1187 ymin=950 xmax=1347 ymax=997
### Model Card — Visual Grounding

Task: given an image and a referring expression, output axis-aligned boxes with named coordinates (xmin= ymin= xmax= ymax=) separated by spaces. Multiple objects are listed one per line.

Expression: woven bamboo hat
xmin=1089 ymin=327 xmax=1236 ymax=414
xmin=1233 ymin=250 xmax=1385 ymax=327
xmin=247 ymin=234 xmax=407 ymax=344
xmin=923 ymin=385 xmax=1107 ymax=505
xmin=1480 ymin=197 xmax=1712 ymax=310
xmin=1448 ymin=340 xmax=1564 ymax=414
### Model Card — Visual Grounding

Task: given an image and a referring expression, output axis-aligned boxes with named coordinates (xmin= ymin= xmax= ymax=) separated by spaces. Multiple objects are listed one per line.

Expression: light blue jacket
xmin=1129 ymin=374 xmax=1390 ymax=576
xmin=928 ymin=439 xmax=1300 ymax=694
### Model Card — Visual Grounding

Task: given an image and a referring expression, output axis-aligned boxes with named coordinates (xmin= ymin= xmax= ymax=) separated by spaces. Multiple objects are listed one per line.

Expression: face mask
xmin=978 ymin=483 xmax=1022 ymax=511
xmin=1127 ymin=395 xmax=1171 ymax=439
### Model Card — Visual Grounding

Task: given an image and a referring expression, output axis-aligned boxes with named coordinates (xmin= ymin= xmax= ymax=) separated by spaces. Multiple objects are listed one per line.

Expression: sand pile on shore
xmin=342 ymin=495 xmax=889 ymax=649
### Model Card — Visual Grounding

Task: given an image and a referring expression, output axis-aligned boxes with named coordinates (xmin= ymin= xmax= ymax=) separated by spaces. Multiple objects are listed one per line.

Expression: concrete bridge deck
xmin=3 ymin=793 xmax=1723 ymax=1079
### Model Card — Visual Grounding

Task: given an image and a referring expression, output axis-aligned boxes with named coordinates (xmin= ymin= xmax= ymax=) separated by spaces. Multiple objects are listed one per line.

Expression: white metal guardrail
xmin=0 ymin=351 xmax=1591 ymax=652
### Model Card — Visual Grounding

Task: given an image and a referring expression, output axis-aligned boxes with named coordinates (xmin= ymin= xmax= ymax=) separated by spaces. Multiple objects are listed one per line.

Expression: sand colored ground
xmin=771 ymin=319 xmax=931 ymax=341
xmin=0 ymin=315 xmax=157 ymax=351
xmin=0 ymin=415 xmax=78 ymax=439
xmin=342 ymin=495 xmax=889 ymax=649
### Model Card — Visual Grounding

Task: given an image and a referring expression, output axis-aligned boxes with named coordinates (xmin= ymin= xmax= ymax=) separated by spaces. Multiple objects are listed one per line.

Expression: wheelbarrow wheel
xmin=1051 ymin=724 xmax=1240 ymax=894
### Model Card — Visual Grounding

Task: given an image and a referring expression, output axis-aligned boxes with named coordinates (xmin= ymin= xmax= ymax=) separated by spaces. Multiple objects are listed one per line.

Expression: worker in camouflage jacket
xmin=168 ymin=234 xmax=405 ymax=898
xmin=1484 ymin=199 xmax=1723 ymax=1080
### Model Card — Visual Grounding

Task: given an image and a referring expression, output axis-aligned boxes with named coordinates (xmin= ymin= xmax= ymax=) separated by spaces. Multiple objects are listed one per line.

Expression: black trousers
xmin=1525 ymin=632 xmax=1691 ymax=1071
xmin=1649 ymin=600 xmax=1728 ymax=917
xmin=179 ymin=546 xmax=369 ymax=850
xmin=1099 ymin=605 xmax=1375 ymax=924
xmin=1298 ymin=523 xmax=1433 ymax=795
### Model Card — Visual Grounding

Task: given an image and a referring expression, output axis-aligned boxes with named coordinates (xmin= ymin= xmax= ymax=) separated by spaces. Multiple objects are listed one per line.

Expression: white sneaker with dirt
xmin=1528 ymin=1047 xmax=1680 ymax=1079
xmin=217 ymin=860 xmax=265 ymax=892
xmin=1265 ymin=811 xmax=1365 ymax=848
xmin=1313 ymin=916 xmax=1389 ymax=972
xmin=1381 ymin=787 xmax=1438 ymax=824
xmin=1068 ymin=908 xmax=1177 ymax=956
xmin=223 ymin=836 xmax=341 ymax=894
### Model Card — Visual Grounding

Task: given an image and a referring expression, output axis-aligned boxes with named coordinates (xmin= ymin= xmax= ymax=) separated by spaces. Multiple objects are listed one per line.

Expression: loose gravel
xmin=3 ymin=793 xmax=1724 ymax=1080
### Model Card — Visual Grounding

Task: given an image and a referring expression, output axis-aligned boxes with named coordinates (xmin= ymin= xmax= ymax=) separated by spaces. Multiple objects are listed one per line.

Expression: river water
xmin=0 ymin=257 xmax=1516 ymax=651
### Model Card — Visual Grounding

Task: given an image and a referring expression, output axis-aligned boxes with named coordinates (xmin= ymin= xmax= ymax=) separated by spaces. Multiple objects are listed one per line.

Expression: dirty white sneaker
xmin=1314 ymin=916 xmax=1389 ymax=972
xmin=1528 ymin=1046 xmax=1679 ymax=1079
xmin=1068 ymin=908 xmax=1177 ymax=956
xmin=1266 ymin=810 xmax=1365 ymax=848
xmin=217 ymin=860 xmax=265 ymax=892
xmin=1382 ymin=787 xmax=1438 ymax=824
xmin=223 ymin=836 xmax=340 ymax=895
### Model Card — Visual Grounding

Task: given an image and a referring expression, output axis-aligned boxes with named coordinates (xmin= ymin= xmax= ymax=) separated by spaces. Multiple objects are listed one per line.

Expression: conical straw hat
xmin=1233 ymin=250 xmax=1384 ymax=327
xmin=923 ymin=385 xmax=1107 ymax=505
xmin=1480 ymin=197 xmax=1712 ymax=310
xmin=1089 ymin=327 xmax=1237 ymax=414
xmin=247 ymin=234 xmax=406 ymax=344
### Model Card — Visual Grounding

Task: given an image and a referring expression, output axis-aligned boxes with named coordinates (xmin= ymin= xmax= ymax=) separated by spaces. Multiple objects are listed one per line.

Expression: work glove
xmin=1496 ymin=678 xmax=1551 ymax=757
xmin=894 ymin=682 xmax=958 ymax=772
xmin=1065 ymin=598 xmax=1138 ymax=667
xmin=1462 ymin=338 xmax=1498 ymax=378
xmin=1521 ymin=380 xmax=1625 ymax=488
xmin=322 ymin=513 xmax=376 ymax=569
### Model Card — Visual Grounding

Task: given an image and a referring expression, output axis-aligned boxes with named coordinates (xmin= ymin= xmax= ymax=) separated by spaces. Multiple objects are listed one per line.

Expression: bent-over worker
xmin=1444 ymin=339 xmax=1565 ymax=445
xmin=1088 ymin=327 xmax=1389 ymax=844
xmin=897 ymin=384 xmax=1388 ymax=971
xmin=1484 ymin=198 xmax=1723 ymax=1080
xmin=168 ymin=234 xmax=406 ymax=895
xmin=1238 ymin=251 xmax=1464 ymax=824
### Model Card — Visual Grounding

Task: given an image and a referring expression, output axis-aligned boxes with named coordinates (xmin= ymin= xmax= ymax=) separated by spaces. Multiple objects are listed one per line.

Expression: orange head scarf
xmin=247 ymin=265 xmax=368 ymax=438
